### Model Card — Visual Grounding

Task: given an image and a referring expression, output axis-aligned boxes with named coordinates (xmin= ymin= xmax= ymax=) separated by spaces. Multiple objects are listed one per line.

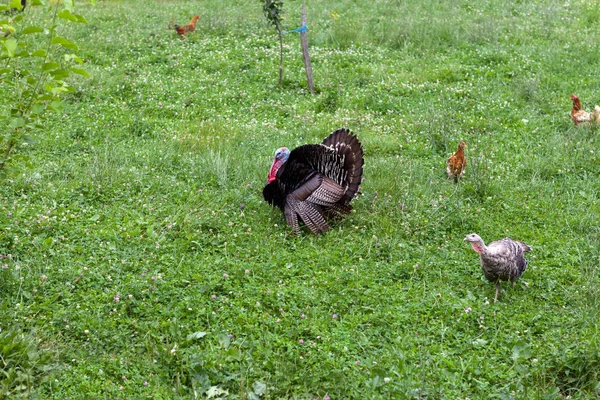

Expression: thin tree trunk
xmin=300 ymin=3 xmax=315 ymax=93
xmin=0 ymin=139 xmax=16 ymax=172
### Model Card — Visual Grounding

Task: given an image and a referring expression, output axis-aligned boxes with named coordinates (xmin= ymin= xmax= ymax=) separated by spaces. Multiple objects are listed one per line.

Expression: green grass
xmin=1 ymin=0 xmax=600 ymax=398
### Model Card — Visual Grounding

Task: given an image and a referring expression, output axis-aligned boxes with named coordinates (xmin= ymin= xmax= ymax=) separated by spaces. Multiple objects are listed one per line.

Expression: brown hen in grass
xmin=446 ymin=141 xmax=466 ymax=183
xmin=570 ymin=94 xmax=600 ymax=126
xmin=174 ymin=15 xmax=200 ymax=36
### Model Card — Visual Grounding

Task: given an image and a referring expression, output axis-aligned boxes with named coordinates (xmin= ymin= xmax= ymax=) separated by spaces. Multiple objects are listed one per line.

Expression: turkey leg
xmin=494 ymin=280 xmax=501 ymax=303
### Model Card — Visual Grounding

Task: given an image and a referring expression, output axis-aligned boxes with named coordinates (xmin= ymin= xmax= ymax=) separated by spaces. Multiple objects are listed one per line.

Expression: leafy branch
xmin=261 ymin=0 xmax=284 ymax=86
xmin=0 ymin=0 xmax=93 ymax=176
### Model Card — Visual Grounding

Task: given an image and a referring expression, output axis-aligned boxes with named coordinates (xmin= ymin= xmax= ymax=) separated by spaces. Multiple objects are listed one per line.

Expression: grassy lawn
xmin=1 ymin=0 xmax=599 ymax=398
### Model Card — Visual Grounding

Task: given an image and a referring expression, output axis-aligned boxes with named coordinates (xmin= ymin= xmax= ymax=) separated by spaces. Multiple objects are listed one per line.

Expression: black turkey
xmin=263 ymin=128 xmax=364 ymax=235
xmin=464 ymin=233 xmax=531 ymax=302
xmin=10 ymin=0 xmax=26 ymax=11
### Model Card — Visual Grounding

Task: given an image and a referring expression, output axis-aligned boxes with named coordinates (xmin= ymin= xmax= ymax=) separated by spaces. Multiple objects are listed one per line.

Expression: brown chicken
xmin=570 ymin=94 xmax=600 ymax=126
xmin=174 ymin=15 xmax=200 ymax=36
xmin=447 ymin=141 xmax=466 ymax=182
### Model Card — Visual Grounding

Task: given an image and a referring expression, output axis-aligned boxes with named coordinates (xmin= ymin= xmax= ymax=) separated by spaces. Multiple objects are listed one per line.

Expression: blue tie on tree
xmin=282 ymin=25 xmax=308 ymax=34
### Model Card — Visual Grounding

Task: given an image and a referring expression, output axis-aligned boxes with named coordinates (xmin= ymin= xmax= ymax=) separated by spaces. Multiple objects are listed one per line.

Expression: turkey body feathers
xmin=263 ymin=129 xmax=364 ymax=234
xmin=479 ymin=238 xmax=530 ymax=284
xmin=465 ymin=234 xmax=531 ymax=302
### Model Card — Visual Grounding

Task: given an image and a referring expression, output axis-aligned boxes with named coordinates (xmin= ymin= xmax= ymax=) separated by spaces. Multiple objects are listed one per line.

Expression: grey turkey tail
xmin=519 ymin=258 xmax=528 ymax=276
xmin=516 ymin=241 xmax=530 ymax=276
xmin=322 ymin=128 xmax=364 ymax=203
xmin=518 ymin=241 xmax=531 ymax=252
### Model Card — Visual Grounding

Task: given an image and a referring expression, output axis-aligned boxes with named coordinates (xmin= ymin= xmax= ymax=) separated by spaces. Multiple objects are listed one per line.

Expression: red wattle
xmin=267 ymin=161 xmax=280 ymax=183
xmin=470 ymin=242 xmax=484 ymax=253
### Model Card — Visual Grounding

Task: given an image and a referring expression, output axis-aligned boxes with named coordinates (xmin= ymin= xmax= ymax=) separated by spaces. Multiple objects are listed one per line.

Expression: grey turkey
xmin=263 ymin=128 xmax=364 ymax=235
xmin=464 ymin=233 xmax=531 ymax=302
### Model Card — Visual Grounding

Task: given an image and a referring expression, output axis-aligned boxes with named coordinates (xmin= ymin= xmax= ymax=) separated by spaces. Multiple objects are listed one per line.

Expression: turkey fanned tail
xmin=321 ymin=129 xmax=363 ymax=203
